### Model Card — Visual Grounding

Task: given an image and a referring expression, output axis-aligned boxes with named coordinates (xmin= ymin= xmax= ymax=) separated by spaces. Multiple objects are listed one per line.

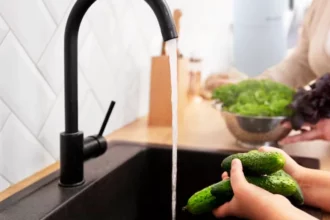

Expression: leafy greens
xmin=212 ymin=79 xmax=296 ymax=117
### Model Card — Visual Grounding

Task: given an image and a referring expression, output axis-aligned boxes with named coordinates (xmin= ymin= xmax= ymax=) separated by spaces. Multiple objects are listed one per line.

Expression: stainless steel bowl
xmin=213 ymin=101 xmax=292 ymax=148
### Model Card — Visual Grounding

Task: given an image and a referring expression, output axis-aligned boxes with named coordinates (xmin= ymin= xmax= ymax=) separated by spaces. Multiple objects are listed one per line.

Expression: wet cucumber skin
xmin=211 ymin=175 xmax=297 ymax=197
xmin=185 ymin=174 xmax=297 ymax=215
xmin=184 ymin=181 xmax=232 ymax=215
xmin=184 ymin=185 xmax=220 ymax=215
xmin=270 ymin=170 xmax=304 ymax=205
xmin=221 ymin=151 xmax=286 ymax=176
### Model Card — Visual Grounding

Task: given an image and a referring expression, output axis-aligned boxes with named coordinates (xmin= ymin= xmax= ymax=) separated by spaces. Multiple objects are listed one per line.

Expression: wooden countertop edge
xmin=0 ymin=162 xmax=60 ymax=202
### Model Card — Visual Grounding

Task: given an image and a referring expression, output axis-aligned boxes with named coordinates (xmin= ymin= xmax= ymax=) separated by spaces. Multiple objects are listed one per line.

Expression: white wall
xmin=172 ymin=0 xmax=234 ymax=77
xmin=0 ymin=0 xmax=234 ymax=191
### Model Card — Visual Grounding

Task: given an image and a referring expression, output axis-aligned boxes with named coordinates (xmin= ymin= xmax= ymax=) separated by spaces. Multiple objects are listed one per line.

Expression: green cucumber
xmin=221 ymin=150 xmax=286 ymax=176
xmin=270 ymin=170 xmax=304 ymax=205
xmin=183 ymin=174 xmax=297 ymax=215
xmin=182 ymin=182 xmax=229 ymax=215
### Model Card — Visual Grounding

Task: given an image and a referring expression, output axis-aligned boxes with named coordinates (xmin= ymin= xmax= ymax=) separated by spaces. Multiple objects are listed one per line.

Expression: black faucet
xmin=59 ymin=0 xmax=178 ymax=187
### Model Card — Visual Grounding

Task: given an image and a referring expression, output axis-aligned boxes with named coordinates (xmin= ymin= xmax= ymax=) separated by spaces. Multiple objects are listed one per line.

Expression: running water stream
xmin=165 ymin=39 xmax=178 ymax=220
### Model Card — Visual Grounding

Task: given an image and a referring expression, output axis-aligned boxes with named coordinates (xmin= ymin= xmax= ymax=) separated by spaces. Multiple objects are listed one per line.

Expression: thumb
xmin=230 ymin=159 xmax=248 ymax=191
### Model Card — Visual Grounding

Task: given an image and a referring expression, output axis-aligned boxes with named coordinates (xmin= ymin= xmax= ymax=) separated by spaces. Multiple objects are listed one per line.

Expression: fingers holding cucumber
xmin=212 ymin=159 xmax=290 ymax=219
xmin=221 ymin=172 xmax=229 ymax=180
xmin=221 ymin=149 xmax=286 ymax=176
xmin=228 ymin=159 xmax=249 ymax=192
xmin=183 ymin=150 xmax=304 ymax=217
xmin=258 ymin=146 xmax=303 ymax=181
xmin=213 ymin=159 xmax=253 ymax=218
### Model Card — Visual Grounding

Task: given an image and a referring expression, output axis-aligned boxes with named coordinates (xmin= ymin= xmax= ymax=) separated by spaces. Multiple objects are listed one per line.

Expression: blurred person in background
xmin=257 ymin=0 xmax=330 ymax=89
xmin=207 ymin=0 xmax=328 ymax=89
xmin=260 ymin=0 xmax=330 ymax=145
xmin=205 ymin=0 xmax=330 ymax=145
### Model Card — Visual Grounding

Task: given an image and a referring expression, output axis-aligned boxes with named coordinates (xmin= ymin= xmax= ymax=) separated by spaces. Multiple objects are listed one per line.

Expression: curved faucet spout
xmin=60 ymin=0 xmax=178 ymax=187
xmin=145 ymin=0 xmax=178 ymax=41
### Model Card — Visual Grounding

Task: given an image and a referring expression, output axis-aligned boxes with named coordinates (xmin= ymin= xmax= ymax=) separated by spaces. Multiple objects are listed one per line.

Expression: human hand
xmin=220 ymin=147 xmax=304 ymax=191
xmin=279 ymin=119 xmax=330 ymax=145
xmin=258 ymin=146 xmax=330 ymax=213
xmin=213 ymin=159 xmax=295 ymax=220
xmin=258 ymin=146 xmax=305 ymax=182
xmin=204 ymin=74 xmax=240 ymax=92
xmin=220 ymin=147 xmax=308 ymax=194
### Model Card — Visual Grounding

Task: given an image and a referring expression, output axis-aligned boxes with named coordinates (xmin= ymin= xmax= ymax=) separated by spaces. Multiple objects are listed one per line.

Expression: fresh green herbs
xmin=212 ymin=79 xmax=296 ymax=117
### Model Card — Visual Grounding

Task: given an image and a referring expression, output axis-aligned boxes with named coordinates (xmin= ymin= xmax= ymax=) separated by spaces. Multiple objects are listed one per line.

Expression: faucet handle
xmin=84 ymin=101 xmax=116 ymax=161
xmin=98 ymin=101 xmax=116 ymax=136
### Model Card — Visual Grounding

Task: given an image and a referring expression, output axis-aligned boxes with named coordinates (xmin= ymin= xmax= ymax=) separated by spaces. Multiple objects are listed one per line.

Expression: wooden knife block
xmin=148 ymin=55 xmax=189 ymax=127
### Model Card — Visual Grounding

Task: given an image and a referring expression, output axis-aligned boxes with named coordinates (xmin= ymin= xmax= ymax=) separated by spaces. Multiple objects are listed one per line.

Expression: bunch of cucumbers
xmin=183 ymin=150 xmax=304 ymax=215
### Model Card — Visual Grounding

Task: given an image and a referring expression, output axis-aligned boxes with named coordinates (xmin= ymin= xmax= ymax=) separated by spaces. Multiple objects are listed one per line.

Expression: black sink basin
xmin=0 ymin=141 xmax=322 ymax=220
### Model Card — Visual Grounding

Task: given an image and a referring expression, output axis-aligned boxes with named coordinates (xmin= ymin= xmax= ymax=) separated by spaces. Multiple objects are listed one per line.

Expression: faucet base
xmin=58 ymin=179 xmax=85 ymax=188
xmin=59 ymin=131 xmax=85 ymax=187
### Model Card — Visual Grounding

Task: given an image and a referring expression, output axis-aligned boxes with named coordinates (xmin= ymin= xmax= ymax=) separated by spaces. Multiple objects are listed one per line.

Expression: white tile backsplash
xmin=79 ymin=92 xmax=105 ymax=137
xmin=86 ymin=0 xmax=125 ymax=71
xmin=0 ymin=0 xmax=233 ymax=192
xmin=37 ymin=93 xmax=65 ymax=160
xmin=0 ymin=175 xmax=10 ymax=191
xmin=0 ymin=32 xmax=56 ymax=136
xmin=0 ymin=114 xmax=55 ymax=184
xmin=108 ymin=0 xmax=129 ymax=21
xmin=38 ymin=1 xmax=91 ymax=95
xmin=43 ymin=0 xmax=74 ymax=24
xmin=79 ymin=31 xmax=117 ymax=112
xmin=0 ymin=16 xmax=8 ymax=44
xmin=119 ymin=5 xmax=139 ymax=52
xmin=131 ymin=0 xmax=160 ymax=44
xmin=123 ymin=71 xmax=140 ymax=125
xmin=131 ymin=1 xmax=162 ymax=57
xmin=86 ymin=0 xmax=116 ymax=48
xmin=38 ymin=71 xmax=90 ymax=159
xmin=0 ymin=0 xmax=57 ymax=62
xmin=0 ymin=100 xmax=10 ymax=131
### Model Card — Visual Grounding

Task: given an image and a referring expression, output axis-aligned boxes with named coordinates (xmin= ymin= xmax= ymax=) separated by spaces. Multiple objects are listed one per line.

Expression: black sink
xmin=0 ymin=141 xmax=322 ymax=220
